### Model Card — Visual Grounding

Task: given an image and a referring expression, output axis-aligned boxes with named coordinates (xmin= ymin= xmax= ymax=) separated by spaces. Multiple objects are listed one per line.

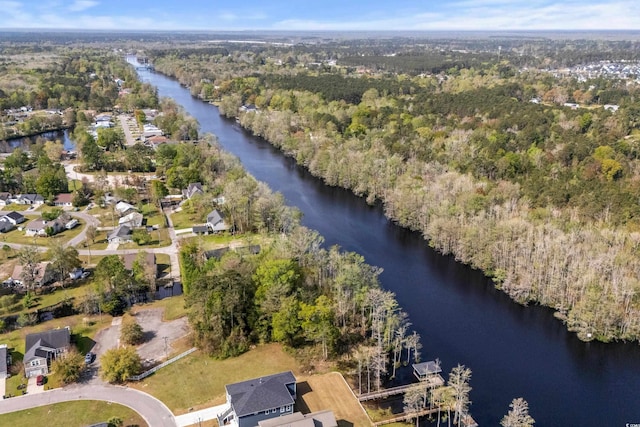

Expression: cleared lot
xmin=133 ymin=308 xmax=190 ymax=363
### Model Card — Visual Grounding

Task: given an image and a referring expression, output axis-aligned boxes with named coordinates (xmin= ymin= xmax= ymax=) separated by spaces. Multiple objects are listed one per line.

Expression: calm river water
xmin=135 ymin=62 xmax=640 ymax=426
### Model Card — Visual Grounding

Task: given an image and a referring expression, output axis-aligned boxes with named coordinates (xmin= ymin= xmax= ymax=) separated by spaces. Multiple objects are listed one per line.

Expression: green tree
xmin=271 ymin=296 xmax=301 ymax=346
xmin=299 ymin=295 xmax=338 ymax=359
xmin=80 ymin=136 xmax=106 ymax=171
xmin=47 ymin=241 xmax=81 ymax=287
xmin=51 ymin=350 xmax=85 ymax=384
xmin=121 ymin=315 xmax=145 ymax=345
xmin=100 ymin=346 xmax=142 ymax=383
xmin=96 ymin=127 xmax=123 ymax=151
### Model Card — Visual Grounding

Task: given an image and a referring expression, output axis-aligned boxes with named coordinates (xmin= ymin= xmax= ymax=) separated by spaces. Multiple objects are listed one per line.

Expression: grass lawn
xmin=131 ymin=343 xmax=300 ymax=414
xmin=67 ymin=179 xmax=83 ymax=192
xmin=79 ymin=254 xmax=107 ymax=267
xmin=0 ymin=280 xmax=94 ymax=318
xmin=118 ymin=228 xmax=171 ymax=249
xmin=0 ymin=400 xmax=147 ymax=427
xmin=180 ymin=233 xmax=266 ymax=251
xmin=155 ymin=253 xmax=171 ymax=277
xmin=1 ymin=204 xmax=30 ymax=212
xmin=170 ymin=209 xmax=202 ymax=230
xmin=298 ymin=372 xmax=372 ymax=427
xmin=81 ymin=230 xmax=109 ymax=250
xmin=133 ymin=294 xmax=186 ymax=321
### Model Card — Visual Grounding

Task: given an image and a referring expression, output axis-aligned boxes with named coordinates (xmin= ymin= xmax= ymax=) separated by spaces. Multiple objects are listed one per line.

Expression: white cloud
xmin=271 ymin=1 xmax=640 ymax=31
xmin=68 ymin=0 xmax=98 ymax=12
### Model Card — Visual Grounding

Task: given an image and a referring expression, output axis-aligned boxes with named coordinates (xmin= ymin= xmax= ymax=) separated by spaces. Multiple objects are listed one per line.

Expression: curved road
xmin=0 ymin=383 xmax=177 ymax=426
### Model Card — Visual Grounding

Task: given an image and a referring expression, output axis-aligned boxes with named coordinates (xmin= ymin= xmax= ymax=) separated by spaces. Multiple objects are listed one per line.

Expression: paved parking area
xmin=133 ymin=308 xmax=190 ymax=363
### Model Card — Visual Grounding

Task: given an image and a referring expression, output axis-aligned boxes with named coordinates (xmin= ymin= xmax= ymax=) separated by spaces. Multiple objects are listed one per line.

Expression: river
xmin=134 ymin=61 xmax=640 ymax=426
xmin=2 ymin=129 xmax=76 ymax=153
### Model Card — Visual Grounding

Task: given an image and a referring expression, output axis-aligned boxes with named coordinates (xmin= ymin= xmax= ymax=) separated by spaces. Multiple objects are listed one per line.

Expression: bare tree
xmin=501 ymin=398 xmax=535 ymax=427
xmin=403 ymin=383 xmax=427 ymax=427
xmin=448 ymin=364 xmax=472 ymax=427
xmin=18 ymin=246 xmax=41 ymax=293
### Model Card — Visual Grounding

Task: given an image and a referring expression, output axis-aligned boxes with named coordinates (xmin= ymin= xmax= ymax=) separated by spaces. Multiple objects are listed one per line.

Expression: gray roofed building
xmin=17 ymin=194 xmax=45 ymax=205
xmin=0 ymin=192 xmax=12 ymax=206
xmin=183 ymin=182 xmax=204 ymax=199
xmin=192 ymin=225 xmax=209 ymax=235
xmin=206 ymin=209 xmax=230 ymax=232
xmin=118 ymin=211 xmax=144 ymax=228
xmin=219 ymin=371 xmax=297 ymax=427
xmin=24 ymin=327 xmax=71 ymax=378
xmin=3 ymin=211 xmax=25 ymax=225
xmin=107 ymin=225 xmax=132 ymax=243
xmin=0 ymin=344 xmax=9 ymax=379
xmin=0 ymin=218 xmax=14 ymax=233
xmin=413 ymin=360 xmax=442 ymax=380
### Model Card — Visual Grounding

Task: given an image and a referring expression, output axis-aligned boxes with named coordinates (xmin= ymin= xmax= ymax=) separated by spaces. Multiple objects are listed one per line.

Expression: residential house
xmin=53 ymin=193 xmax=74 ymax=207
xmin=206 ymin=209 xmax=230 ymax=232
xmin=115 ymin=201 xmax=137 ymax=216
xmin=118 ymin=211 xmax=144 ymax=228
xmin=122 ymin=252 xmax=157 ymax=277
xmin=16 ymin=194 xmax=45 ymax=205
xmin=258 ymin=411 xmax=337 ymax=427
xmin=239 ymin=104 xmax=258 ymax=113
xmin=218 ymin=371 xmax=297 ymax=427
xmin=182 ymin=182 xmax=204 ymax=200
xmin=107 ymin=225 xmax=132 ymax=243
xmin=0 ymin=218 xmax=13 ymax=233
xmin=11 ymin=262 xmax=56 ymax=287
xmin=0 ymin=192 xmax=12 ymax=206
xmin=25 ymin=214 xmax=71 ymax=237
xmin=2 ymin=211 xmax=25 ymax=226
xmin=142 ymin=124 xmax=163 ymax=138
xmin=0 ymin=344 xmax=10 ymax=379
xmin=24 ymin=327 xmax=71 ymax=378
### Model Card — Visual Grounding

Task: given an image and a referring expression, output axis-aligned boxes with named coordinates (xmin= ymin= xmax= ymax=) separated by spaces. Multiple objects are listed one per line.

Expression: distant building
xmin=182 ymin=182 xmax=204 ymax=200
xmin=206 ymin=209 xmax=230 ymax=232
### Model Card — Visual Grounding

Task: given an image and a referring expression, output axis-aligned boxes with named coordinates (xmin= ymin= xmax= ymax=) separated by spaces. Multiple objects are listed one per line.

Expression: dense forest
xmin=148 ymin=38 xmax=640 ymax=343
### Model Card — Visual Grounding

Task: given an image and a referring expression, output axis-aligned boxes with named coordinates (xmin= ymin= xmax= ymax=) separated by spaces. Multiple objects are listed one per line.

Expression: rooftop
xmin=226 ymin=371 xmax=296 ymax=418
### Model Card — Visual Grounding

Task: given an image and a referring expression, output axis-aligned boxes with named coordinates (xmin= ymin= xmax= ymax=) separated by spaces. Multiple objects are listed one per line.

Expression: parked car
xmin=84 ymin=352 xmax=95 ymax=364
xmin=36 ymin=375 xmax=45 ymax=386
xmin=81 ymin=271 xmax=91 ymax=279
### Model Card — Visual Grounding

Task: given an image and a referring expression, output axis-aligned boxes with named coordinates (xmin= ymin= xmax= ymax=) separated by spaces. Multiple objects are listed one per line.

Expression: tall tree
xmin=448 ymin=364 xmax=472 ymax=427
xmin=47 ymin=241 xmax=81 ymax=287
xmin=501 ymin=398 xmax=535 ymax=427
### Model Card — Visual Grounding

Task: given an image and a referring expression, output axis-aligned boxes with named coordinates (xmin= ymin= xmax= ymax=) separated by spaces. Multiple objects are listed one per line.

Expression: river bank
xmin=134 ymin=63 xmax=640 ymax=427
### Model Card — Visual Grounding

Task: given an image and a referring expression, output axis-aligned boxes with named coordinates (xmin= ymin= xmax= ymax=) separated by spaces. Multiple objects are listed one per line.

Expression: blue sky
xmin=0 ymin=0 xmax=638 ymax=31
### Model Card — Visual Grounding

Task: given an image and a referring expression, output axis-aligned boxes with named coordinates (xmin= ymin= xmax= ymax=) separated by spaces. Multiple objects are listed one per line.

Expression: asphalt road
xmin=0 ymin=383 xmax=177 ymax=426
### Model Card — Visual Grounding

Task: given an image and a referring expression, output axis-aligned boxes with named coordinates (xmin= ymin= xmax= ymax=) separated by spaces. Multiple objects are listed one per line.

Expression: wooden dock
xmin=358 ymin=375 xmax=445 ymax=401
xmin=372 ymin=407 xmax=440 ymax=426
xmin=373 ymin=409 xmax=477 ymax=427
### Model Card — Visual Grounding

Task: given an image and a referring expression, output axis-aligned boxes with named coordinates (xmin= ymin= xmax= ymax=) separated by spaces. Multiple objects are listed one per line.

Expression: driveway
xmin=92 ymin=317 xmax=122 ymax=362
xmin=0 ymin=383 xmax=177 ymax=427
xmin=134 ymin=308 xmax=190 ymax=363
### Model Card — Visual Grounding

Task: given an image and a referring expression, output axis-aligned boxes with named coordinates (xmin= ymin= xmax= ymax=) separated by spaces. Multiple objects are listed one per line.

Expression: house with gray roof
xmin=107 ymin=225 xmax=132 ymax=244
xmin=0 ymin=344 xmax=10 ymax=379
xmin=0 ymin=192 xmax=12 ymax=206
xmin=182 ymin=182 xmax=204 ymax=199
xmin=24 ymin=327 xmax=71 ymax=378
xmin=16 ymin=194 xmax=45 ymax=205
xmin=2 ymin=211 xmax=25 ymax=225
xmin=0 ymin=218 xmax=14 ymax=233
xmin=218 ymin=371 xmax=297 ymax=427
xmin=206 ymin=209 xmax=230 ymax=233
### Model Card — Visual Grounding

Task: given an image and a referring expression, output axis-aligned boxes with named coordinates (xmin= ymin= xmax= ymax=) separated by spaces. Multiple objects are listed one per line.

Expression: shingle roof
xmin=108 ymin=225 xmax=132 ymax=240
xmin=4 ymin=211 xmax=24 ymax=221
xmin=24 ymin=327 xmax=70 ymax=362
xmin=227 ymin=371 xmax=296 ymax=418
xmin=207 ymin=209 xmax=223 ymax=225
xmin=0 ymin=345 xmax=7 ymax=375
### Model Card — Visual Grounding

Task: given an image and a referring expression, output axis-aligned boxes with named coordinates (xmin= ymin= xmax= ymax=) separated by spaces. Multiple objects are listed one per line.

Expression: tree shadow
xmin=337 ymin=421 xmax=354 ymax=427
xmin=73 ymin=335 xmax=96 ymax=354
xmin=143 ymin=330 xmax=156 ymax=343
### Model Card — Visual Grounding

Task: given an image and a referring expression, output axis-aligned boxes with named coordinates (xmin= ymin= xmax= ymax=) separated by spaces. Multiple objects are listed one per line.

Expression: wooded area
xmin=148 ymin=38 xmax=640 ymax=343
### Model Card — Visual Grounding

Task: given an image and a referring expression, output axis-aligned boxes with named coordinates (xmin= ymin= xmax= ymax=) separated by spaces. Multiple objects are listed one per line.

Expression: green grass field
xmin=170 ymin=209 xmax=202 ymax=230
xmin=0 ymin=219 xmax=83 ymax=245
xmin=132 ymin=343 xmax=300 ymax=414
xmin=0 ymin=400 xmax=147 ymax=427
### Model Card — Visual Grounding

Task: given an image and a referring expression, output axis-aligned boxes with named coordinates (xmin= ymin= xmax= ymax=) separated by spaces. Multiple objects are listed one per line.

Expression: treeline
xmin=263 ymin=74 xmax=418 ymax=104
xmin=148 ymin=46 xmax=640 ymax=343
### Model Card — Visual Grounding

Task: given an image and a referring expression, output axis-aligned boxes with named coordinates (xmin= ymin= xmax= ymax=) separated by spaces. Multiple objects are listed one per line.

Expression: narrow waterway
xmin=135 ymin=63 xmax=640 ymax=426
xmin=2 ymin=129 xmax=75 ymax=153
